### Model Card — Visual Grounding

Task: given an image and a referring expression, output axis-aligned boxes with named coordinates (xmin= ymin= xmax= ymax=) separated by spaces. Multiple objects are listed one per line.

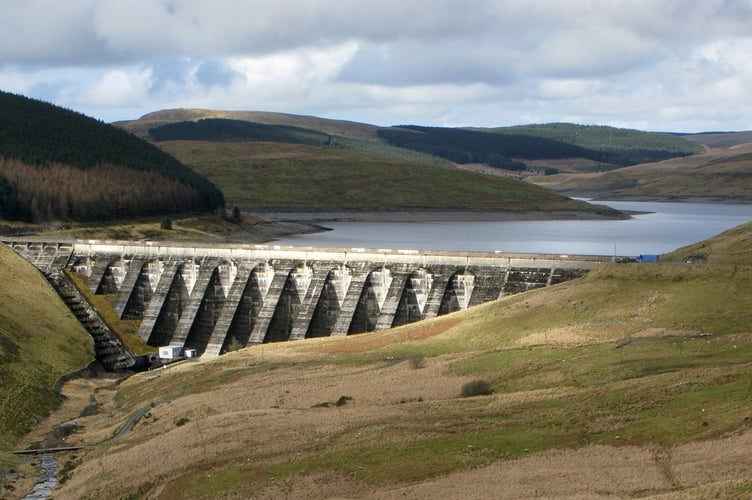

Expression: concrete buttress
xmin=2 ymin=238 xmax=612 ymax=359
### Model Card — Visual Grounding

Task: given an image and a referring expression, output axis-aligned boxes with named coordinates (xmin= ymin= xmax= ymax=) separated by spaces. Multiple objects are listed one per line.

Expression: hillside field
xmin=530 ymin=143 xmax=752 ymax=201
xmin=158 ymin=140 xmax=619 ymax=216
xmin=0 ymin=244 xmax=94 ymax=496
xmin=7 ymin=222 xmax=750 ymax=498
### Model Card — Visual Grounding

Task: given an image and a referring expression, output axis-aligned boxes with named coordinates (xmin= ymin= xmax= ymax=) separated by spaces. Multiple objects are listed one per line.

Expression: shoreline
xmin=254 ymin=209 xmax=630 ymax=224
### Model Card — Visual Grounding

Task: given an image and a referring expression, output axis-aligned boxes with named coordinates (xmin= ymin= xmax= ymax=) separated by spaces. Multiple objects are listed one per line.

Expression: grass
xmin=531 ymin=144 xmax=752 ymax=200
xmin=64 ymin=270 xmax=155 ymax=355
xmin=96 ymin=247 xmax=751 ymax=495
xmin=131 ymin=330 xmax=751 ymax=496
xmin=0 ymin=245 xmax=93 ymax=451
xmin=158 ymin=140 xmax=618 ymax=215
xmin=23 ymin=213 xmax=266 ymax=241
xmin=9 ymin=222 xmax=752 ymax=498
xmin=485 ymin=123 xmax=702 ymax=155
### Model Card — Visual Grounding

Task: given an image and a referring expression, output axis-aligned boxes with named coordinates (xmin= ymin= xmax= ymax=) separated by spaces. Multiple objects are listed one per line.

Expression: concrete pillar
xmin=111 ymin=257 xmax=147 ymax=318
xmin=202 ymin=261 xmax=257 ymax=357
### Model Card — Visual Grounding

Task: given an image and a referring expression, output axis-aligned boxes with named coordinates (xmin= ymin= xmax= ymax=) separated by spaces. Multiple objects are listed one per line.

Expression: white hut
xmin=158 ymin=345 xmax=182 ymax=359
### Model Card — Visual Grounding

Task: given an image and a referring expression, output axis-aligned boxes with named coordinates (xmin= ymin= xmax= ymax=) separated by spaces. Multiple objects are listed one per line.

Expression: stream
xmin=22 ymin=454 xmax=57 ymax=500
xmin=20 ymin=398 xmax=172 ymax=498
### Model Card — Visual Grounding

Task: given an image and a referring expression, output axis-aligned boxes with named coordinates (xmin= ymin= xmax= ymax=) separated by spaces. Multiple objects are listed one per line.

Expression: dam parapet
xmin=3 ymin=238 xmax=614 ymax=361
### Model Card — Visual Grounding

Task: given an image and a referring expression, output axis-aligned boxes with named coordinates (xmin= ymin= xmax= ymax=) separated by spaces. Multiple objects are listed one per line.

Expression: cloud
xmin=195 ymin=60 xmax=245 ymax=88
xmin=1 ymin=0 xmax=752 ymax=131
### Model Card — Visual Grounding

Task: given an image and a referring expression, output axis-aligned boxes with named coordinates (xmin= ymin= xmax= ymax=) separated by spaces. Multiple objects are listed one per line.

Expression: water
xmin=273 ymin=201 xmax=752 ymax=256
xmin=22 ymin=453 xmax=57 ymax=500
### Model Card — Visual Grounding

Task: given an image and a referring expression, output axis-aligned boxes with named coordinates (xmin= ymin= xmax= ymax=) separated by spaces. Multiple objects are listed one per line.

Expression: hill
xmin=530 ymin=142 xmax=752 ymax=201
xmin=18 ymin=221 xmax=752 ymax=498
xmin=126 ymin=112 xmax=702 ymax=172
xmin=385 ymin=123 xmax=702 ymax=170
xmin=0 ymin=245 xmax=93 ymax=453
xmin=481 ymin=122 xmax=703 ymax=166
xmin=118 ymin=110 xmax=662 ymax=216
xmin=0 ymin=92 xmax=224 ymax=222
xmin=115 ymin=110 xmax=722 ymax=213
xmin=157 ymin=140 xmax=619 ymax=216
xmin=681 ymin=131 xmax=752 ymax=149
xmin=115 ymin=108 xmax=382 ymax=143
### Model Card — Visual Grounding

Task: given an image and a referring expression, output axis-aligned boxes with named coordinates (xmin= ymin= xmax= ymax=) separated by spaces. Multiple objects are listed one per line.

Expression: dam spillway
xmin=3 ymin=238 xmax=614 ymax=360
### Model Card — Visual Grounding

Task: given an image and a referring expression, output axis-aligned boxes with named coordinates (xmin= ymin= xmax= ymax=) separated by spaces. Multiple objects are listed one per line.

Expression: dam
xmin=3 ymin=238 xmax=614 ymax=367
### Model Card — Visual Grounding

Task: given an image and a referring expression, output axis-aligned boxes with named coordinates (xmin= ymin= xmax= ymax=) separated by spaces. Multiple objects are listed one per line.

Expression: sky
xmin=2 ymin=0 xmax=752 ymax=132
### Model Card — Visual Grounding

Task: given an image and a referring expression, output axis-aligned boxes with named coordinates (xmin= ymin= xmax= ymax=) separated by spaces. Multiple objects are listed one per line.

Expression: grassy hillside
xmin=148 ymin=118 xmax=444 ymax=163
xmin=481 ymin=123 xmax=703 ymax=166
xmin=681 ymin=131 xmax=752 ymax=149
xmin=159 ymin=140 xmax=619 ymax=215
xmin=116 ymin=108 xmax=383 ymax=142
xmin=44 ymin=222 xmax=752 ymax=498
xmin=0 ymin=244 xmax=93 ymax=451
xmin=0 ymin=92 xmax=224 ymax=222
xmin=378 ymin=125 xmax=598 ymax=170
xmin=120 ymin=110 xmax=702 ymax=173
xmin=117 ymin=109 xmax=736 ymax=211
xmin=372 ymin=122 xmax=701 ymax=172
xmin=530 ymin=142 xmax=752 ymax=201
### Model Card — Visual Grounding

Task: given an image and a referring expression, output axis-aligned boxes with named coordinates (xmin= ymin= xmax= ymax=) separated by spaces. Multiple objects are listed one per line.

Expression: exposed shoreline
xmin=238 ymin=209 xmax=636 ymax=244
xmin=254 ymin=209 xmax=630 ymax=224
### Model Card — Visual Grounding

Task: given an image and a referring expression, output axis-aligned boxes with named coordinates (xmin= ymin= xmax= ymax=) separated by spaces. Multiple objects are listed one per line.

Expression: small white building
xmin=158 ymin=345 xmax=183 ymax=359
xmin=183 ymin=348 xmax=197 ymax=358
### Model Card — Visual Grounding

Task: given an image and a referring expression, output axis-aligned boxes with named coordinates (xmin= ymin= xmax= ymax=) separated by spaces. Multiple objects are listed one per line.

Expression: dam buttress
xmin=3 ymin=238 xmax=614 ymax=366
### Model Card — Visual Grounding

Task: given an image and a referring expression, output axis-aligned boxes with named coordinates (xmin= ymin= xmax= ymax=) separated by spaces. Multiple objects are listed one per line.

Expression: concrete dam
xmin=4 ymin=238 xmax=613 ymax=363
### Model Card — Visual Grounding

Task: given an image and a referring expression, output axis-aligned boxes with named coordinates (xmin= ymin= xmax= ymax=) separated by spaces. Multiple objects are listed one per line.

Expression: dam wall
xmin=3 ymin=238 xmax=613 ymax=360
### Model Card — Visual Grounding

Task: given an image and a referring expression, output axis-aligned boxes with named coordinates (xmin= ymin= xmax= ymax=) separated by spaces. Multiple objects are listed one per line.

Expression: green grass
xmin=159 ymin=140 xmax=617 ymax=214
xmin=0 ymin=245 xmax=93 ymax=450
xmin=22 ymin=221 xmax=752 ymax=497
xmin=532 ymin=146 xmax=752 ymax=200
xmin=24 ymin=213 xmax=265 ymax=241
xmin=482 ymin=123 xmax=702 ymax=155
xmin=116 ymin=246 xmax=752 ymax=492
xmin=172 ymin=332 xmax=751 ymax=492
xmin=64 ymin=270 xmax=155 ymax=355
xmin=263 ymin=335 xmax=751 ymax=486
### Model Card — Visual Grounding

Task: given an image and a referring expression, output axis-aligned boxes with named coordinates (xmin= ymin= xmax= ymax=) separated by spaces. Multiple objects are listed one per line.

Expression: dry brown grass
xmin=12 ymin=328 xmax=745 ymax=499
xmin=10 ymin=223 xmax=752 ymax=498
xmin=370 ymin=433 xmax=752 ymax=499
xmin=529 ymin=143 xmax=752 ymax=200
xmin=318 ymin=318 xmax=461 ymax=354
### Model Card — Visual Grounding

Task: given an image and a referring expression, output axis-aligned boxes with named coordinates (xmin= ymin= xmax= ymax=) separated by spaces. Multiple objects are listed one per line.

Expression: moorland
xmin=2 ymin=220 xmax=751 ymax=498
xmin=2 ymin=94 xmax=752 ymax=498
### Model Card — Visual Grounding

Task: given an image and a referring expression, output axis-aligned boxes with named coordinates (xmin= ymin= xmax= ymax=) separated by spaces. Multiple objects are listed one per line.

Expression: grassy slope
xmin=485 ymin=123 xmax=702 ymax=155
xmin=0 ymin=245 xmax=93 ymax=451
xmin=115 ymin=108 xmax=383 ymax=142
xmin=682 ymin=131 xmax=752 ymax=149
xmin=18 ymin=213 xmax=268 ymax=241
xmin=530 ymin=143 xmax=752 ymax=200
xmin=159 ymin=140 xmax=617 ymax=215
xmin=53 ymin=222 xmax=752 ymax=498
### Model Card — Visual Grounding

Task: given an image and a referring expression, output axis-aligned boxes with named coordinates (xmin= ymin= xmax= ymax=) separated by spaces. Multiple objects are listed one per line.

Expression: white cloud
xmin=85 ymin=68 xmax=150 ymax=107
xmin=2 ymin=0 xmax=752 ymax=131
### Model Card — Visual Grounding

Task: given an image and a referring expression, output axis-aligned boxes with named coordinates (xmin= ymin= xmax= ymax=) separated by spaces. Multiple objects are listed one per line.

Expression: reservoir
xmin=272 ymin=201 xmax=752 ymax=256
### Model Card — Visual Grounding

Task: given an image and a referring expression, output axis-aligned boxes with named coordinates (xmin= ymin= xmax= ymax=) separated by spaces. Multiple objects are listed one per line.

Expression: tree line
xmin=0 ymin=157 xmax=210 ymax=222
xmin=149 ymin=118 xmax=334 ymax=146
xmin=377 ymin=126 xmax=600 ymax=169
xmin=0 ymin=91 xmax=224 ymax=221
xmin=377 ymin=124 xmax=702 ymax=168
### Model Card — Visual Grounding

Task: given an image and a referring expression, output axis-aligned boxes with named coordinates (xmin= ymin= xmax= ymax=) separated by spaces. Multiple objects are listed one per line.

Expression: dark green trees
xmin=0 ymin=91 xmax=225 ymax=222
